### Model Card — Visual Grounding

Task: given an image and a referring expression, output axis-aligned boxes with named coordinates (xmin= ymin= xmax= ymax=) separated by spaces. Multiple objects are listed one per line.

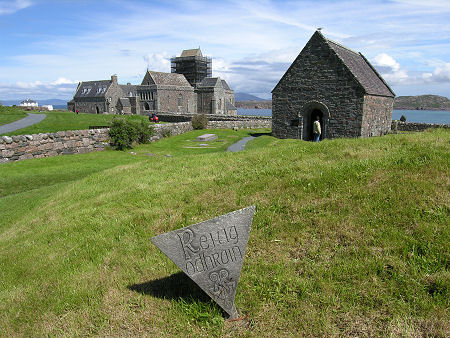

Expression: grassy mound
xmin=0 ymin=129 xmax=448 ymax=336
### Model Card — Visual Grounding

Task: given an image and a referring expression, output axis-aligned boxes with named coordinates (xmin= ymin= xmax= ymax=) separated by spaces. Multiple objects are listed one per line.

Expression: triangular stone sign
xmin=150 ymin=206 xmax=255 ymax=319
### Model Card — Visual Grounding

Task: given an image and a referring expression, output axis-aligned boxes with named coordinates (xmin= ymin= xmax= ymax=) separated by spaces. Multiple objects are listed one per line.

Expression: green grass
xmin=1 ymin=109 xmax=154 ymax=136
xmin=0 ymin=106 xmax=28 ymax=126
xmin=0 ymin=129 xmax=448 ymax=336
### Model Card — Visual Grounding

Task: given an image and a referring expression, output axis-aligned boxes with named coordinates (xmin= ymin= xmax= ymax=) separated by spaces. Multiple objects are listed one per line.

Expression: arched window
xmin=178 ymin=94 xmax=182 ymax=108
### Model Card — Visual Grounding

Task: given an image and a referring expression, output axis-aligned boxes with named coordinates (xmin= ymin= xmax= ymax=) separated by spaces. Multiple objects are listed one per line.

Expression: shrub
xmin=400 ymin=115 xmax=407 ymax=122
xmin=191 ymin=114 xmax=209 ymax=130
xmin=109 ymin=118 xmax=154 ymax=150
xmin=136 ymin=119 xmax=155 ymax=144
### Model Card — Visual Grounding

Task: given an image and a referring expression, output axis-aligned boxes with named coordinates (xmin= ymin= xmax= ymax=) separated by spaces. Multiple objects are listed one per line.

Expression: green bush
xmin=136 ymin=119 xmax=155 ymax=144
xmin=400 ymin=115 xmax=407 ymax=122
xmin=109 ymin=118 xmax=154 ymax=150
xmin=191 ymin=114 xmax=208 ymax=130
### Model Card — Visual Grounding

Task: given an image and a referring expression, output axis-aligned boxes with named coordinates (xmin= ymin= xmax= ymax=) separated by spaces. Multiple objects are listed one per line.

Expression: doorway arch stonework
xmin=300 ymin=101 xmax=330 ymax=141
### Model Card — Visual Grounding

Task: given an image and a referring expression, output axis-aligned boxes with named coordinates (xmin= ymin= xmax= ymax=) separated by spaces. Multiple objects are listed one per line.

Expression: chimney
xmin=111 ymin=75 xmax=118 ymax=84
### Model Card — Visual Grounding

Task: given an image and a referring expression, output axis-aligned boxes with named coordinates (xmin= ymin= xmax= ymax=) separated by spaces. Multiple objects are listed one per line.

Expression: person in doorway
xmin=313 ymin=116 xmax=321 ymax=142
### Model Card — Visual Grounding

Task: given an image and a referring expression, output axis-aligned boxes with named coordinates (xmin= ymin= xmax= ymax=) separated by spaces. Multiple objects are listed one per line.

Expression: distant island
xmin=235 ymin=94 xmax=450 ymax=111
xmin=393 ymin=95 xmax=450 ymax=110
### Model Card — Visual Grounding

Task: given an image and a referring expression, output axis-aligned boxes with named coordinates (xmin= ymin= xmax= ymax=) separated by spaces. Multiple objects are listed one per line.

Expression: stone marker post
xmin=150 ymin=206 xmax=255 ymax=319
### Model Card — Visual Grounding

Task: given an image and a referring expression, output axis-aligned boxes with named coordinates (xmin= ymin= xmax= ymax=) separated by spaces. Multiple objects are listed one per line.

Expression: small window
xmin=109 ymin=97 xmax=112 ymax=102
xmin=178 ymin=94 xmax=182 ymax=107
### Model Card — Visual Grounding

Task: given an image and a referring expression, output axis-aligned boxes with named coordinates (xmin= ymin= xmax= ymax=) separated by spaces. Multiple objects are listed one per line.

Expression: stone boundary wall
xmin=1 ymin=118 xmax=271 ymax=163
xmin=0 ymin=129 xmax=109 ymax=163
xmin=156 ymin=112 xmax=272 ymax=123
xmin=391 ymin=121 xmax=449 ymax=132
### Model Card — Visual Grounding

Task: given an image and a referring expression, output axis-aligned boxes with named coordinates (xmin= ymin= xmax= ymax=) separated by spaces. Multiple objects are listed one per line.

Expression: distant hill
xmin=394 ymin=95 xmax=450 ymax=110
xmin=235 ymin=100 xmax=272 ymax=109
xmin=235 ymin=92 xmax=266 ymax=101
xmin=235 ymin=94 xmax=450 ymax=111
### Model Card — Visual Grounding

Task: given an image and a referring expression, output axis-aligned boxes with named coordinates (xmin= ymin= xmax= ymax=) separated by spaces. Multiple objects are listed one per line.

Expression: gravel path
xmin=227 ymin=136 xmax=255 ymax=152
xmin=0 ymin=113 xmax=47 ymax=134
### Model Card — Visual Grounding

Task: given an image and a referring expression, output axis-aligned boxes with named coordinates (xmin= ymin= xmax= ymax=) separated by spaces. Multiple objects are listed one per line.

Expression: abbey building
xmin=67 ymin=48 xmax=236 ymax=116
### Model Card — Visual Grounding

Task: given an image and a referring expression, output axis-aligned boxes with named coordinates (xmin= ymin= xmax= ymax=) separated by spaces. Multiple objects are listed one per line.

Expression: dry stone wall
xmin=1 ymin=118 xmax=271 ymax=163
xmin=391 ymin=121 xmax=449 ymax=132
xmin=0 ymin=129 xmax=109 ymax=163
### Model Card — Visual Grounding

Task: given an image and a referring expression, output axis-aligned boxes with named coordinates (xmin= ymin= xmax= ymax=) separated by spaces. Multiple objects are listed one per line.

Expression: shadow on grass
xmin=249 ymin=131 xmax=272 ymax=137
xmin=127 ymin=271 xmax=210 ymax=303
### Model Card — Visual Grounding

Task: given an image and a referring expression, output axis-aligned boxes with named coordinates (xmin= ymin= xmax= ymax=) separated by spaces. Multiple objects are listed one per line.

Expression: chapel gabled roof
xmin=326 ymin=38 xmax=395 ymax=97
xmin=143 ymin=71 xmax=192 ymax=87
xmin=272 ymin=31 xmax=395 ymax=97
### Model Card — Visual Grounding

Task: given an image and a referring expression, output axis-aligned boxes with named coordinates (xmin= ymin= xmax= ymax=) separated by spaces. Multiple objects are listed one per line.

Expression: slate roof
xmin=120 ymin=84 xmax=137 ymax=97
xmin=74 ymin=80 xmax=111 ymax=98
xmin=20 ymin=99 xmax=37 ymax=104
xmin=146 ymin=71 xmax=192 ymax=87
xmin=119 ymin=98 xmax=131 ymax=107
xmin=221 ymin=80 xmax=231 ymax=90
xmin=273 ymin=31 xmax=395 ymax=97
xmin=198 ymin=77 xmax=221 ymax=87
xmin=226 ymin=101 xmax=237 ymax=110
xmin=180 ymin=48 xmax=203 ymax=57
xmin=326 ymin=38 xmax=395 ymax=97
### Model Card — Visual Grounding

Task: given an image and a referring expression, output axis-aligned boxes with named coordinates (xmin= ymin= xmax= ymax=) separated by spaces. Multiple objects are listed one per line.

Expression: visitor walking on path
xmin=313 ymin=116 xmax=321 ymax=142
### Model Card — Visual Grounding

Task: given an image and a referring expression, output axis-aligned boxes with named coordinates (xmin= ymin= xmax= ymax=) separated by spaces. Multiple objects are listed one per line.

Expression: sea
xmin=237 ymin=108 xmax=450 ymax=124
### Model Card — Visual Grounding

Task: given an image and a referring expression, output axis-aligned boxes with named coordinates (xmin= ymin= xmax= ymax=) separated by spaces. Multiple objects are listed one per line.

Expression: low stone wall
xmin=156 ymin=112 xmax=272 ymax=123
xmin=208 ymin=119 xmax=271 ymax=129
xmin=391 ymin=121 xmax=449 ymax=132
xmin=0 ymin=129 xmax=109 ymax=163
xmin=151 ymin=122 xmax=193 ymax=139
xmin=0 ymin=119 xmax=271 ymax=163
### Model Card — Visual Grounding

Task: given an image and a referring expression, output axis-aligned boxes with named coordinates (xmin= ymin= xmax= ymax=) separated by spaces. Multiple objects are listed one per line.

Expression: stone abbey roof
xmin=326 ymin=38 xmax=395 ymax=97
xmin=180 ymin=48 xmax=203 ymax=57
xmin=145 ymin=71 xmax=192 ymax=87
xmin=74 ymin=80 xmax=111 ymax=98
xmin=197 ymin=77 xmax=232 ymax=90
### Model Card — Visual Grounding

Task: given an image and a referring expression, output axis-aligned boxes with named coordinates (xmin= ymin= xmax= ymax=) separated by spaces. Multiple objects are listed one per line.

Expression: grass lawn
xmin=0 ymin=128 xmax=448 ymax=336
xmin=0 ymin=106 xmax=28 ymax=126
xmin=1 ymin=109 xmax=155 ymax=136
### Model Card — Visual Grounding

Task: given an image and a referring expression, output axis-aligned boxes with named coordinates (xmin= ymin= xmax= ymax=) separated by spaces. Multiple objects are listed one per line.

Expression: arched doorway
xmin=96 ymin=106 xmax=100 ymax=114
xmin=300 ymin=101 xmax=330 ymax=141
xmin=144 ymin=102 xmax=150 ymax=111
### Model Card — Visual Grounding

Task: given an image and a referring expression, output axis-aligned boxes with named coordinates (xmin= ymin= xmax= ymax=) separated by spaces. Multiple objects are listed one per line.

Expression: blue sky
xmin=1 ymin=0 xmax=450 ymax=100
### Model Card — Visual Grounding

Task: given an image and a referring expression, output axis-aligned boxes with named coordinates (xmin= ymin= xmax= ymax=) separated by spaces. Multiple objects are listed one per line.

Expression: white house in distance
xmin=41 ymin=105 xmax=53 ymax=111
xmin=19 ymin=99 xmax=38 ymax=107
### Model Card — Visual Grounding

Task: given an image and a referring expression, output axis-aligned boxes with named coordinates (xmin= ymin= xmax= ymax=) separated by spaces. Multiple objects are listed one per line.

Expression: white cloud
xmin=431 ymin=63 xmax=450 ymax=82
xmin=143 ymin=53 xmax=170 ymax=72
xmin=373 ymin=53 xmax=401 ymax=72
xmin=0 ymin=78 xmax=78 ymax=100
xmin=51 ymin=77 xmax=78 ymax=85
xmin=0 ymin=0 xmax=31 ymax=15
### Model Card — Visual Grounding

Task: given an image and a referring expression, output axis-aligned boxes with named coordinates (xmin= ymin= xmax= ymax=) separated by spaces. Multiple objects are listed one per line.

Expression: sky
xmin=0 ymin=0 xmax=449 ymax=101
